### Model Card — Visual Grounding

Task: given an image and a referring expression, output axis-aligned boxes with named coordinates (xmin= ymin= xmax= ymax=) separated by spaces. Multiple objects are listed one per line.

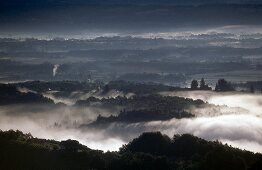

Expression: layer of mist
xmin=0 ymin=89 xmax=261 ymax=152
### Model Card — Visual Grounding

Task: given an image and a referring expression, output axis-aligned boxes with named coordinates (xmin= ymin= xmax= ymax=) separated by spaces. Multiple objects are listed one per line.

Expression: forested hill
xmin=0 ymin=130 xmax=261 ymax=170
xmin=0 ymin=84 xmax=54 ymax=105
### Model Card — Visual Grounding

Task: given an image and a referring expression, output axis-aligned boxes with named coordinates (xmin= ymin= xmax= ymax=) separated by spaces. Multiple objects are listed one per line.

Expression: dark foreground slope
xmin=0 ymin=84 xmax=54 ymax=105
xmin=0 ymin=130 xmax=261 ymax=170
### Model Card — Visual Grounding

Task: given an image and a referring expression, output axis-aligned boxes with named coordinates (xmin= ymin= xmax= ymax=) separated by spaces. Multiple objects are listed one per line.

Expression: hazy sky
xmin=1 ymin=0 xmax=262 ymax=34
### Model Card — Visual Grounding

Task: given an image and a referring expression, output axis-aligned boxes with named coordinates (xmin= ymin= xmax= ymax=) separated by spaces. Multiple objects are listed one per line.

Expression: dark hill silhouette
xmin=0 ymin=84 xmax=54 ymax=105
xmin=0 ymin=130 xmax=261 ymax=170
xmin=120 ymin=132 xmax=262 ymax=170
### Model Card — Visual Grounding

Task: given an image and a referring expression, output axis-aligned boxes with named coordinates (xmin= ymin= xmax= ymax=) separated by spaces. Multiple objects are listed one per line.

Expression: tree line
xmin=0 ymin=130 xmax=261 ymax=170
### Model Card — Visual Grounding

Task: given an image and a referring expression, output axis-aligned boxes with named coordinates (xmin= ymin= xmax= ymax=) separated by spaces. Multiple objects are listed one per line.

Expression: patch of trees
xmin=77 ymin=94 xmax=205 ymax=111
xmin=77 ymin=94 xmax=206 ymax=125
xmin=0 ymin=130 xmax=261 ymax=170
xmin=215 ymin=79 xmax=235 ymax=92
xmin=233 ymin=81 xmax=262 ymax=93
xmin=190 ymin=78 xmax=212 ymax=90
xmin=90 ymin=109 xmax=193 ymax=126
xmin=190 ymin=78 xmax=236 ymax=92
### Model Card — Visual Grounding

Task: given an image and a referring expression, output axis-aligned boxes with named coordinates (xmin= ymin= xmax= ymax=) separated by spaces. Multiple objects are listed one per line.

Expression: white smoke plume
xmin=53 ymin=64 xmax=60 ymax=77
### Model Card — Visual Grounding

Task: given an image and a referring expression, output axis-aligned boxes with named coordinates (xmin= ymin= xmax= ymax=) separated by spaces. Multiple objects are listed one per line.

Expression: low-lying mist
xmin=158 ymin=91 xmax=262 ymax=152
xmin=161 ymin=91 xmax=262 ymax=115
xmin=0 ymin=103 xmax=124 ymax=151
xmin=0 ymin=90 xmax=261 ymax=153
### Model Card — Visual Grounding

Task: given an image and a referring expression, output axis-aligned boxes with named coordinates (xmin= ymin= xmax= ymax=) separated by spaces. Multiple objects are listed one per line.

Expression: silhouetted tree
xmin=215 ymin=83 xmax=219 ymax=91
xmin=199 ymin=78 xmax=212 ymax=90
xmin=250 ymin=85 xmax=255 ymax=93
xmin=191 ymin=80 xmax=199 ymax=90
xmin=200 ymin=78 xmax=206 ymax=89
xmin=215 ymin=79 xmax=234 ymax=92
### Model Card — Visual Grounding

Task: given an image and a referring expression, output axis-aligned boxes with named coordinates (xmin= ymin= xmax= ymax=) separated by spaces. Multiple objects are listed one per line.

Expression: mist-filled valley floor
xmin=0 ymin=81 xmax=261 ymax=154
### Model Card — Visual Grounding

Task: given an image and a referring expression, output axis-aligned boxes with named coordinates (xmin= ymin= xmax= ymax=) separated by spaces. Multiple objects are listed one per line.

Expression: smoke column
xmin=53 ymin=64 xmax=60 ymax=77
